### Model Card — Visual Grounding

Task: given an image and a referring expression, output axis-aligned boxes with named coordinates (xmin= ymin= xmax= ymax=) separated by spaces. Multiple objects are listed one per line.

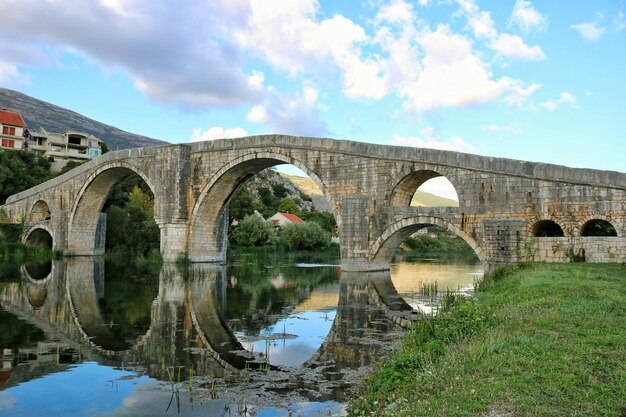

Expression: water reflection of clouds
xmin=239 ymin=310 xmax=337 ymax=367
xmin=0 ymin=391 xmax=16 ymax=410
xmin=0 ymin=362 xmax=139 ymax=417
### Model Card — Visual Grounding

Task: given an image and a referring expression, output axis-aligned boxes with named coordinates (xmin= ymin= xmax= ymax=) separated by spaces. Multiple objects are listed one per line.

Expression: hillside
xmin=0 ymin=88 xmax=167 ymax=150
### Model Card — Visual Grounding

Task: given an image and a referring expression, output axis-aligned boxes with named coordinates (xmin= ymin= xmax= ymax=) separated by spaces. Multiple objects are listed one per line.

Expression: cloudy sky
xmin=1 ymin=0 xmax=625 ymax=176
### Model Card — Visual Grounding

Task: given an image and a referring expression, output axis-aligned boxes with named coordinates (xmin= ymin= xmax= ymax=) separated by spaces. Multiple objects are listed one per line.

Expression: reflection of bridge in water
xmin=0 ymin=258 xmax=415 ymax=394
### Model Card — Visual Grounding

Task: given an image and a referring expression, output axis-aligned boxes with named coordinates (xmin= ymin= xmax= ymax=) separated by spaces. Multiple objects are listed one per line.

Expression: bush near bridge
xmin=230 ymin=215 xmax=333 ymax=251
xmin=348 ymin=263 xmax=626 ymax=417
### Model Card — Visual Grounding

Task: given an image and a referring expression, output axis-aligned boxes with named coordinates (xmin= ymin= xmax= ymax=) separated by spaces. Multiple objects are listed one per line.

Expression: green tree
xmin=280 ymin=222 xmax=331 ymax=250
xmin=301 ymin=210 xmax=336 ymax=233
xmin=277 ymin=197 xmax=301 ymax=216
xmin=129 ymin=185 xmax=154 ymax=218
xmin=57 ymin=160 xmax=84 ymax=175
xmin=229 ymin=185 xmax=254 ymax=221
xmin=104 ymin=184 xmax=159 ymax=256
xmin=232 ymin=215 xmax=278 ymax=247
xmin=272 ymin=183 xmax=288 ymax=198
xmin=0 ymin=150 xmax=52 ymax=204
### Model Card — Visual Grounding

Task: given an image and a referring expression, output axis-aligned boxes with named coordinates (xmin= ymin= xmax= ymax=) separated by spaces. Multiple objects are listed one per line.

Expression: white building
xmin=26 ymin=128 xmax=103 ymax=162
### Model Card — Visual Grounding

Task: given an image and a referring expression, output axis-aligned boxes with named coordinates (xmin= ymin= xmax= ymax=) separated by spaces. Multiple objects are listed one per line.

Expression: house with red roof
xmin=0 ymin=109 xmax=27 ymax=150
xmin=268 ymin=212 xmax=305 ymax=227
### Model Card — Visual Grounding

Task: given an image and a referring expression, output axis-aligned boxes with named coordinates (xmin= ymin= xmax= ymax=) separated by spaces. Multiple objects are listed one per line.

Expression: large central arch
xmin=187 ymin=151 xmax=335 ymax=262
xmin=369 ymin=216 xmax=485 ymax=268
xmin=67 ymin=162 xmax=156 ymax=255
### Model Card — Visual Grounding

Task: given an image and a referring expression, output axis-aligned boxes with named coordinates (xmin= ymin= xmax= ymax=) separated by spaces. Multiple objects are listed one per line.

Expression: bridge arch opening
xmin=532 ymin=220 xmax=564 ymax=237
xmin=370 ymin=217 xmax=484 ymax=311
xmin=68 ymin=164 xmax=160 ymax=256
xmin=24 ymin=227 xmax=53 ymax=248
xmin=29 ymin=200 xmax=51 ymax=222
xmin=581 ymin=219 xmax=618 ymax=237
xmin=391 ymin=170 xmax=459 ymax=207
xmin=189 ymin=154 xmax=337 ymax=262
xmin=370 ymin=217 xmax=484 ymax=265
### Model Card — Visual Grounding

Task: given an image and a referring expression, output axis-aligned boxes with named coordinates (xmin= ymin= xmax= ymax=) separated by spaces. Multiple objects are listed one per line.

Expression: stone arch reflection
xmin=305 ymin=270 xmax=414 ymax=371
xmin=1 ymin=258 xmax=422 ymax=404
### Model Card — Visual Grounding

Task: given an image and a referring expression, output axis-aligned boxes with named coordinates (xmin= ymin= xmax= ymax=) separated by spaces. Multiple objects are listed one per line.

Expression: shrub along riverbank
xmin=348 ymin=263 xmax=626 ymax=417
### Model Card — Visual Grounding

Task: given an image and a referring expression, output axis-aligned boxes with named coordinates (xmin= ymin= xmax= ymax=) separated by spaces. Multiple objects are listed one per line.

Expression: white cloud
xmin=510 ymin=0 xmax=547 ymax=32
xmin=375 ymin=0 xmax=414 ymax=24
xmin=237 ymin=0 xmax=389 ymax=100
xmin=247 ymin=105 xmax=268 ymax=123
xmin=455 ymin=0 xmax=545 ymax=61
xmin=246 ymin=85 xmax=329 ymax=137
xmin=0 ymin=60 xmax=29 ymax=87
xmin=390 ymin=127 xmax=477 ymax=153
xmin=490 ymin=33 xmax=545 ymax=60
xmin=504 ymin=80 xmax=542 ymax=106
xmin=571 ymin=19 xmax=606 ymax=41
xmin=0 ymin=0 xmax=263 ymax=109
xmin=540 ymin=91 xmax=577 ymax=111
xmin=190 ymin=127 xmax=247 ymax=142
xmin=0 ymin=0 xmax=547 ymax=116
xmin=456 ymin=0 xmax=498 ymax=39
xmin=400 ymin=25 xmax=513 ymax=111
xmin=484 ymin=123 xmax=522 ymax=134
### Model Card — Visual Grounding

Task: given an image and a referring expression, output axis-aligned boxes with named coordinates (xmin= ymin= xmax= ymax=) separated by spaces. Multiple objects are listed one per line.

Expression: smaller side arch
xmin=531 ymin=219 xmax=564 ymax=237
xmin=67 ymin=161 xmax=157 ymax=255
xmin=29 ymin=200 xmax=51 ymax=223
xmin=370 ymin=216 xmax=485 ymax=265
xmin=580 ymin=218 xmax=618 ymax=237
xmin=23 ymin=224 xmax=54 ymax=249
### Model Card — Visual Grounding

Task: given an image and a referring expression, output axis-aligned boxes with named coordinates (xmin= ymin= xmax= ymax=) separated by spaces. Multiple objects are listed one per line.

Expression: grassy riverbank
xmin=348 ymin=263 xmax=626 ymax=417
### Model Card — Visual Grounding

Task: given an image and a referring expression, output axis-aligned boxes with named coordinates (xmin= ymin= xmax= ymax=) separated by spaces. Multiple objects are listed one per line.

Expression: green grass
xmin=348 ymin=263 xmax=626 ymax=417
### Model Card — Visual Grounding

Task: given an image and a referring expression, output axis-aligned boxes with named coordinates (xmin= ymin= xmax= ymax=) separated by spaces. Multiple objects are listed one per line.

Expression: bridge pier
xmin=340 ymin=259 xmax=391 ymax=272
xmin=159 ymin=222 xmax=189 ymax=262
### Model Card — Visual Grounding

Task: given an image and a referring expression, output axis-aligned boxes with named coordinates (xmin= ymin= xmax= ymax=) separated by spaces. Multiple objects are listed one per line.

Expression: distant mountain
xmin=0 ymin=88 xmax=168 ymax=150
xmin=411 ymin=190 xmax=459 ymax=207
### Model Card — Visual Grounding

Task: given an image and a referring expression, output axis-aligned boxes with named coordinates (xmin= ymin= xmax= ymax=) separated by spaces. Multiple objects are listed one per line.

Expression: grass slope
xmin=349 ymin=263 xmax=626 ymax=417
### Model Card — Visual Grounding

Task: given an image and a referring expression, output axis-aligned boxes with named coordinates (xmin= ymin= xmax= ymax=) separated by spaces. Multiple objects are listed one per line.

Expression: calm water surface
xmin=0 ymin=253 xmax=481 ymax=417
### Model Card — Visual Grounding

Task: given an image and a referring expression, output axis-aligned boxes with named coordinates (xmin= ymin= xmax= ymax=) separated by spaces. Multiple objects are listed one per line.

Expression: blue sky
xmin=1 ymin=0 xmax=625 ymax=175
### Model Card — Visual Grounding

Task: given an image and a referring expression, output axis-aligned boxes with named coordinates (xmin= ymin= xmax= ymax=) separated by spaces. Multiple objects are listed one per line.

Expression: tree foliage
xmin=229 ymin=185 xmax=255 ymax=222
xmin=232 ymin=215 xmax=278 ymax=247
xmin=0 ymin=150 xmax=52 ymax=204
xmin=277 ymin=197 xmax=301 ymax=216
xmin=105 ymin=182 xmax=160 ymax=257
xmin=280 ymin=222 xmax=331 ymax=250
xmin=301 ymin=210 xmax=336 ymax=233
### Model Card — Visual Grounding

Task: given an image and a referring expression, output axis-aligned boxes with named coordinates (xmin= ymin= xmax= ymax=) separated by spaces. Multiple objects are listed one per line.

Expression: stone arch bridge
xmin=2 ymin=135 xmax=625 ymax=271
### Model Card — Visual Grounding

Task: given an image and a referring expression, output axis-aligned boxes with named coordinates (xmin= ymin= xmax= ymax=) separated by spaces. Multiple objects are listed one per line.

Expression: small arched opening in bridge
xmin=188 ymin=153 xmax=337 ymax=262
xmin=29 ymin=200 xmax=51 ymax=222
xmin=581 ymin=219 xmax=618 ymax=237
xmin=24 ymin=227 xmax=53 ymax=248
xmin=390 ymin=170 xmax=459 ymax=207
xmin=68 ymin=164 xmax=160 ymax=257
xmin=532 ymin=220 xmax=564 ymax=237
xmin=370 ymin=217 xmax=484 ymax=311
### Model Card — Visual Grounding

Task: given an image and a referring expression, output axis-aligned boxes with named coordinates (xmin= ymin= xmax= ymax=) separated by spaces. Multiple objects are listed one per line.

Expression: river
xmin=0 ymin=252 xmax=482 ymax=417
